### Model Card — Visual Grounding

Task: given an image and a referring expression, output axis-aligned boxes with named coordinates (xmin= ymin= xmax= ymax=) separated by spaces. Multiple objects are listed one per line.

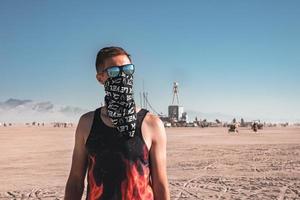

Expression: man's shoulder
xmin=76 ymin=110 xmax=96 ymax=135
xmin=143 ymin=111 xmax=164 ymax=131
xmin=80 ymin=110 xmax=95 ymax=122
xmin=142 ymin=111 xmax=166 ymax=144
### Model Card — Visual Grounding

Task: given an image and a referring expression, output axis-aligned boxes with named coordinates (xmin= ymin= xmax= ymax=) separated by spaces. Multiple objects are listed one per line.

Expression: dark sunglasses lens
xmin=123 ymin=64 xmax=135 ymax=75
xmin=107 ymin=67 xmax=120 ymax=77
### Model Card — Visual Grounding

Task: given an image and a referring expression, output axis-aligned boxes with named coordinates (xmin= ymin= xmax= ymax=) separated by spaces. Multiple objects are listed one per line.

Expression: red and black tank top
xmin=85 ymin=107 xmax=154 ymax=200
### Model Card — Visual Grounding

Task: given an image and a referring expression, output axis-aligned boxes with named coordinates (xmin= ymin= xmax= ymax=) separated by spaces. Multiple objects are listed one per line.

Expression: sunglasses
xmin=101 ymin=64 xmax=135 ymax=78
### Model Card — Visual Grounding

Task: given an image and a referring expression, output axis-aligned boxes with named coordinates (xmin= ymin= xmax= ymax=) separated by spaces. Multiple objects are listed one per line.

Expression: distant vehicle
xmin=198 ymin=120 xmax=209 ymax=128
xmin=186 ymin=122 xmax=198 ymax=127
xmin=164 ymin=122 xmax=171 ymax=128
xmin=280 ymin=122 xmax=289 ymax=127
xmin=209 ymin=122 xmax=222 ymax=127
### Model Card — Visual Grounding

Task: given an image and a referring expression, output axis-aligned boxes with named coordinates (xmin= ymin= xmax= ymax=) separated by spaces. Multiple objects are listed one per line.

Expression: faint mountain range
xmin=0 ymin=98 xmax=89 ymax=123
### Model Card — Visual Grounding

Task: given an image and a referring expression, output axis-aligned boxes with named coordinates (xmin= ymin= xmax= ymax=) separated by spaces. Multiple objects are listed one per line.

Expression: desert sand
xmin=0 ymin=125 xmax=299 ymax=199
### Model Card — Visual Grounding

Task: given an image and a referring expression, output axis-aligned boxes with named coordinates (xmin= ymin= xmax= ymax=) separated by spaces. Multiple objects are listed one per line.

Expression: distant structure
xmin=172 ymin=82 xmax=179 ymax=105
xmin=137 ymin=80 xmax=161 ymax=117
xmin=241 ymin=118 xmax=245 ymax=127
xmin=168 ymin=106 xmax=184 ymax=121
xmin=168 ymin=82 xmax=185 ymax=122
xmin=138 ymin=81 xmax=193 ymax=126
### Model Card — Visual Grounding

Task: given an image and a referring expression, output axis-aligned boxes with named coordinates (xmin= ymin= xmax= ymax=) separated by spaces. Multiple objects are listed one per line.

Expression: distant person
xmin=228 ymin=122 xmax=239 ymax=133
xmin=252 ymin=122 xmax=258 ymax=132
xmin=64 ymin=46 xmax=170 ymax=200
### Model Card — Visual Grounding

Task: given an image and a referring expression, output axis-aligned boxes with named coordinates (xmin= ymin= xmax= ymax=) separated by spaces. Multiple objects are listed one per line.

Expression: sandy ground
xmin=0 ymin=125 xmax=299 ymax=199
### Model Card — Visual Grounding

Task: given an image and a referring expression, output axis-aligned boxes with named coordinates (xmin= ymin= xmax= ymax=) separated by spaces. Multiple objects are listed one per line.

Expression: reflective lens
xmin=107 ymin=67 xmax=120 ymax=77
xmin=123 ymin=64 xmax=135 ymax=75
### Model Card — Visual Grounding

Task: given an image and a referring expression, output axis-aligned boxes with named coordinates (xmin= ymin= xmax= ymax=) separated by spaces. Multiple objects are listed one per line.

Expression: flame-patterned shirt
xmin=85 ymin=107 xmax=154 ymax=200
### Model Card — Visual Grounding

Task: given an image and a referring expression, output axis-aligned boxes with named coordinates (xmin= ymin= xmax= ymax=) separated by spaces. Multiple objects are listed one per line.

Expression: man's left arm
xmin=149 ymin=116 xmax=170 ymax=200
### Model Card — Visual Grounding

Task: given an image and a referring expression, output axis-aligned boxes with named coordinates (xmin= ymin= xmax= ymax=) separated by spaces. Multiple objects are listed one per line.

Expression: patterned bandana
xmin=104 ymin=73 xmax=137 ymax=137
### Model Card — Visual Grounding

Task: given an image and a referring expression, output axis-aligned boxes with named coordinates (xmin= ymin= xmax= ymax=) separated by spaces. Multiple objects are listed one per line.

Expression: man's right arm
xmin=64 ymin=112 xmax=93 ymax=200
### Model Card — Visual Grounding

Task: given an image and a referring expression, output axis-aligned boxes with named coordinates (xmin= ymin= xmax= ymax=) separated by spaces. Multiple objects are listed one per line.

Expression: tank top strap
xmin=94 ymin=107 xmax=101 ymax=120
xmin=136 ymin=108 xmax=149 ymax=130
xmin=89 ymin=107 xmax=101 ymax=133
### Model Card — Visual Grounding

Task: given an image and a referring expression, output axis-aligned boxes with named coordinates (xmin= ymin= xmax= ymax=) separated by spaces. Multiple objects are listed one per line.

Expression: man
xmin=64 ymin=46 xmax=170 ymax=200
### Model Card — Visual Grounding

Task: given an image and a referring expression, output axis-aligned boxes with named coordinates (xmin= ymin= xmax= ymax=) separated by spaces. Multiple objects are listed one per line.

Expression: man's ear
xmin=96 ymin=73 xmax=105 ymax=85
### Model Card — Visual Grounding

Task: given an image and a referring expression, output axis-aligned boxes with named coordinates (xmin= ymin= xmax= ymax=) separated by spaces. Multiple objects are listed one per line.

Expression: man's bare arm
xmin=64 ymin=112 xmax=93 ymax=200
xmin=148 ymin=115 xmax=170 ymax=200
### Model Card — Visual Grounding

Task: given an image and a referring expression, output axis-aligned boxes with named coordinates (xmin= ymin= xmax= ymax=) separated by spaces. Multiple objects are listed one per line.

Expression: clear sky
xmin=1 ymin=0 xmax=299 ymax=122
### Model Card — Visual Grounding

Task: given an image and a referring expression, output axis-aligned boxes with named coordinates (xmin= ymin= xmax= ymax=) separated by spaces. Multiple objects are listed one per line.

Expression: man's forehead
xmin=103 ymin=55 xmax=131 ymax=69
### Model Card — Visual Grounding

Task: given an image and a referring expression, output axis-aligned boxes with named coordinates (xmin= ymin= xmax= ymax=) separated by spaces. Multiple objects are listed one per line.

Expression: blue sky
xmin=1 ymin=0 xmax=299 ymax=121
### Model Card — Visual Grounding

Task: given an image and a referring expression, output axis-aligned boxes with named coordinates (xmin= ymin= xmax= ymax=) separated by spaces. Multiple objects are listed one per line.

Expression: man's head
xmin=96 ymin=46 xmax=137 ymax=137
xmin=95 ymin=46 xmax=132 ymax=85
